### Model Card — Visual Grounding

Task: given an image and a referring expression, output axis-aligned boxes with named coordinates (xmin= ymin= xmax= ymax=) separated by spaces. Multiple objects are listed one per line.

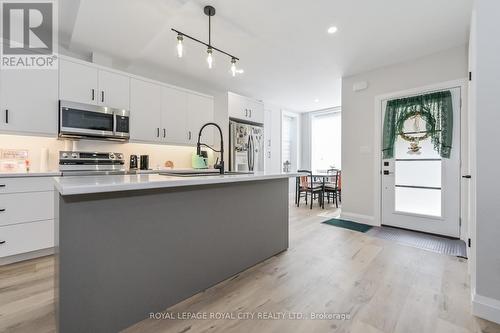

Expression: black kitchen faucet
xmin=196 ymin=122 xmax=224 ymax=174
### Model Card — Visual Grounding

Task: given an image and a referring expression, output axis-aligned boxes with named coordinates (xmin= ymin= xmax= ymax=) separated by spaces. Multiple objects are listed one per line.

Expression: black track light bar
xmin=171 ymin=28 xmax=239 ymax=61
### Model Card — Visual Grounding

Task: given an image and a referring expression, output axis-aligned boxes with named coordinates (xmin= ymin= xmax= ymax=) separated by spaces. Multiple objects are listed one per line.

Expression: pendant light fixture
xmin=172 ymin=6 xmax=241 ymax=75
xmin=176 ymin=35 xmax=183 ymax=58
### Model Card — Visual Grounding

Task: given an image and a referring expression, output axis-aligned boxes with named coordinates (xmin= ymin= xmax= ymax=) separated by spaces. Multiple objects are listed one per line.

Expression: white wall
xmin=470 ymin=0 xmax=500 ymax=324
xmin=341 ymin=45 xmax=468 ymax=223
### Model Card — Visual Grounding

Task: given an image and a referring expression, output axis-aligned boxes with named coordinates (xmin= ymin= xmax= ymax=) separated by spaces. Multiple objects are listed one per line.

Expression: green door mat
xmin=322 ymin=218 xmax=373 ymax=233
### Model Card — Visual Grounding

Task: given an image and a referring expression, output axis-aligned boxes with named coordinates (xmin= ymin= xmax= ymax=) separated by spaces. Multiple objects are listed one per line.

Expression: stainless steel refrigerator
xmin=229 ymin=119 xmax=264 ymax=172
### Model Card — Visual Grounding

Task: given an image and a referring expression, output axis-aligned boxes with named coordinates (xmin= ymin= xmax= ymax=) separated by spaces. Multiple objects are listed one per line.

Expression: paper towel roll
xmin=40 ymin=148 xmax=49 ymax=172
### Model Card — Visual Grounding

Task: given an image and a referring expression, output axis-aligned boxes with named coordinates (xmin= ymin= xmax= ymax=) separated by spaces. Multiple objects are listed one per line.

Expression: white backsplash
xmin=0 ymin=134 xmax=214 ymax=172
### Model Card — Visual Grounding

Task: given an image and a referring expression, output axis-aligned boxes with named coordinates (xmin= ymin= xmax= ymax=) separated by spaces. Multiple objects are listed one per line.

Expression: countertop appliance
xmin=129 ymin=155 xmax=138 ymax=170
xmin=59 ymin=100 xmax=130 ymax=141
xmin=229 ymin=119 xmax=264 ymax=172
xmin=59 ymin=151 xmax=126 ymax=176
xmin=140 ymin=155 xmax=149 ymax=170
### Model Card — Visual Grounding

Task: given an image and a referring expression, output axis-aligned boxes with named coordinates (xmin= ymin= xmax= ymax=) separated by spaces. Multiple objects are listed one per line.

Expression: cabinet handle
xmin=245 ymin=109 xmax=248 ymax=117
xmin=250 ymin=109 xmax=252 ymax=118
xmin=188 ymin=131 xmax=192 ymax=140
xmin=0 ymin=208 xmax=5 ymax=212
xmin=4 ymin=109 xmax=8 ymax=123
xmin=91 ymin=89 xmax=95 ymax=101
xmin=163 ymin=128 xmax=166 ymax=138
xmin=0 ymin=240 xmax=5 ymax=245
xmin=156 ymin=128 xmax=160 ymax=138
xmin=101 ymin=91 xmax=105 ymax=103
xmin=0 ymin=184 xmax=5 ymax=187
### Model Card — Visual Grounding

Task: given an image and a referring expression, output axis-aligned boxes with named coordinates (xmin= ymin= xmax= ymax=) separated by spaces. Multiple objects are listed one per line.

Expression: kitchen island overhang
xmin=54 ymin=172 xmax=297 ymax=333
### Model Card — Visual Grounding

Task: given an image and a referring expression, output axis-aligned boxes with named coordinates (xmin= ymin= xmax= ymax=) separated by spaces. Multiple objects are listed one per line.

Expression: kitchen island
xmin=53 ymin=172 xmax=297 ymax=333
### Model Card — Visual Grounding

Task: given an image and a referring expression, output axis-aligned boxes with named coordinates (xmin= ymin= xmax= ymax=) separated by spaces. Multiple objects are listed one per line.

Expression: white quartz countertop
xmin=0 ymin=171 xmax=62 ymax=178
xmin=54 ymin=172 xmax=301 ymax=196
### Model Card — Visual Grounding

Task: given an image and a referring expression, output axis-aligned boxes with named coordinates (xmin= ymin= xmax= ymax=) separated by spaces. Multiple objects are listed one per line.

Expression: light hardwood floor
xmin=1 ymin=202 xmax=499 ymax=333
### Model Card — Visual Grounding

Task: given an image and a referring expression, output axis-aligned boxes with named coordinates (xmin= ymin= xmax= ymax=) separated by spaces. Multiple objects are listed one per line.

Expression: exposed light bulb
xmin=231 ymin=58 xmax=237 ymax=77
xmin=207 ymin=48 xmax=213 ymax=69
xmin=327 ymin=26 xmax=338 ymax=34
xmin=176 ymin=35 xmax=183 ymax=58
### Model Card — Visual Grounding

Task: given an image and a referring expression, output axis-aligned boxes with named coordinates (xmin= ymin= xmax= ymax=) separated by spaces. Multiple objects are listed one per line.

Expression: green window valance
xmin=382 ymin=90 xmax=453 ymax=159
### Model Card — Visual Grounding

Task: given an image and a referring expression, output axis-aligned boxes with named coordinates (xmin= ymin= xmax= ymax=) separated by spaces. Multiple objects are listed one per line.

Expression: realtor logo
xmin=1 ymin=0 xmax=58 ymax=69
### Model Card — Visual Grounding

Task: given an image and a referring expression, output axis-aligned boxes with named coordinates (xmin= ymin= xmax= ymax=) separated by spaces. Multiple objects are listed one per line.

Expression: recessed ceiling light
xmin=327 ymin=26 xmax=338 ymax=34
xmin=314 ymin=98 xmax=320 ymax=103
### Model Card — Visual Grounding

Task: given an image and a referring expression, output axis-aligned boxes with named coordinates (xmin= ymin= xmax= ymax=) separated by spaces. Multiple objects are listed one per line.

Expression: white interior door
xmin=381 ymin=87 xmax=461 ymax=237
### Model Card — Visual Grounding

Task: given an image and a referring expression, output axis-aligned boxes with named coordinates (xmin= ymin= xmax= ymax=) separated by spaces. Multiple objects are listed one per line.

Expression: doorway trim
xmin=373 ymin=78 xmax=468 ymax=239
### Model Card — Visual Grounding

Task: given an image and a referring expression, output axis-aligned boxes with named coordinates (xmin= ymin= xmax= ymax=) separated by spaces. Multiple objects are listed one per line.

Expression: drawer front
xmin=0 ymin=191 xmax=54 ymax=226
xmin=0 ymin=220 xmax=54 ymax=258
xmin=0 ymin=177 xmax=55 ymax=194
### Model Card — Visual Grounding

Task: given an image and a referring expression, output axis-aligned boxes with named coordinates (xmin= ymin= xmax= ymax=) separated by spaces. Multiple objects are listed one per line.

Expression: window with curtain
xmin=311 ymin=110 xmax=341 ymax=171
xmin=382 ymin=90 xmax=453 ymax=159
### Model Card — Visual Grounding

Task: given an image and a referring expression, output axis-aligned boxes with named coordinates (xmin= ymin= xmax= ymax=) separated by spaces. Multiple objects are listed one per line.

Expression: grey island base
xmin=54 ymin=173 xmax=293 ymax=333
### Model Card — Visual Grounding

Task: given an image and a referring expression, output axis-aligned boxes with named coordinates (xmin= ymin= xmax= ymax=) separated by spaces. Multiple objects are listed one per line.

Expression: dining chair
xmin=324 ymin=169 xmax=339 ymax=208
xmin=297 ymin=170 xmax=324 ymax=209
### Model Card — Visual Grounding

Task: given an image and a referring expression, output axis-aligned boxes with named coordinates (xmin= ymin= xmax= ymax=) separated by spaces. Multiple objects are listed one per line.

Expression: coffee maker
xmin=129 ymin=155 xmax=138 ymax=170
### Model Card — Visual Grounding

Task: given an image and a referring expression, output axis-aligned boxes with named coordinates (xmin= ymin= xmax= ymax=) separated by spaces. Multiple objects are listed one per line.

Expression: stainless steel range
xmin=59 ymin=151 xmax=126 ymax=176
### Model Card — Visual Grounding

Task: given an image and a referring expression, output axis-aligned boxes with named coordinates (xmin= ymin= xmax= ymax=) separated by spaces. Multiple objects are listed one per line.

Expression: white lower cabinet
xmin=0 ymin=192 xmax=53 ymax=226
xmin=0 ymin=177 xmax=55 ymax=261
xmin=0 ymin=220 xmax=54 ymax=258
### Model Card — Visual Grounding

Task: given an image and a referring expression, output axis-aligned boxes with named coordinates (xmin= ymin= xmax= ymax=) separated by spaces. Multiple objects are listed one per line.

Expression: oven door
xmin=59 ymin=101 xmax=114 ymax=138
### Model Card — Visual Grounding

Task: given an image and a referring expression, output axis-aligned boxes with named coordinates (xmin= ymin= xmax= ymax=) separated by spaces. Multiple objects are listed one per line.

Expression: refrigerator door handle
xmin=250 ymin=135 xmax=255 ymax=171
xmin=247 ymin=135 xmax=251 ymax=171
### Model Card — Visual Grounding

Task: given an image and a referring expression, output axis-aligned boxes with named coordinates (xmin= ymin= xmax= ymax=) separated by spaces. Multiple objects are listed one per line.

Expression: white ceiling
xmin=61 ymin=0 xmax=473 ymax=112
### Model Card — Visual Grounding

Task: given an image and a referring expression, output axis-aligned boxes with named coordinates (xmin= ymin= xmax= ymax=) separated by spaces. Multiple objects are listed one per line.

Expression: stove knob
xmin=62 ymin=152 xmax=68 ymax=158
xmin=71 ymin=153 xmax=78 ymax=158
xmin=109 ymin=153 xmax=115 ymax=159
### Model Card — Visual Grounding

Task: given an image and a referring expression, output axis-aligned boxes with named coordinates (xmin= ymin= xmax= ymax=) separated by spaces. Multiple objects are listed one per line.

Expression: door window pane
xmin=395 ymin=160 xmax=441 ymax=188
xmin=395 ymin=187 xmax=441 ymax=217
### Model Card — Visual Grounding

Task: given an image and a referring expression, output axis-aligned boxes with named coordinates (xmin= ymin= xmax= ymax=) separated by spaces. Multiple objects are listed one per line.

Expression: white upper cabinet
xmin=161 ymin=86 xmax=188 ymax=144
xmin=59 ymin=59 xmax=98 ymax=105
xmin=130 ymin=80 xmax=214 ymax=146
xmin=0 ymin=68 xmax=58 ymax=135
xmin=228 ymin=92 xmax=264 ymax=124
xmin=59 ymin=59 xmax=130 ymax=110
xmin=97 ymin=70 xmax=130 ymax=110
xmin=188 ymin=94 xmax=214 ymax=146
xmin=130 ymin=78 xmax=161 ymax=142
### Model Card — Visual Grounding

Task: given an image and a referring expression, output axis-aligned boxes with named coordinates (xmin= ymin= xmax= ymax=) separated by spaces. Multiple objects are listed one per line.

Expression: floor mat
xmin=366 ymin=226 xmax=467 ymax=258
xmin=322 ymin=218 xmax=373 ymax=233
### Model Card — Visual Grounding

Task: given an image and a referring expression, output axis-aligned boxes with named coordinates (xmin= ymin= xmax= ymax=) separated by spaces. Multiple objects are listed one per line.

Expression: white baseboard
xmin=472 ymin=291 xmax=500 ymax=324
xmin=340 ymin=212 xmax=379 ymax=226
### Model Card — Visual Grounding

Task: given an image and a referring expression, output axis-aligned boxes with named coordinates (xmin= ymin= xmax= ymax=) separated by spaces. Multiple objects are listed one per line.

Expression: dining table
xmin=295 ymin=171 xmax=339 ymax=209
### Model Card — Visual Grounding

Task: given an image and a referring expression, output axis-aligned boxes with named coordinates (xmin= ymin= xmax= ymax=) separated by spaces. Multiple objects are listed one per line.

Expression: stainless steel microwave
xmin=59 ymin=100 xmax=130 ymax=141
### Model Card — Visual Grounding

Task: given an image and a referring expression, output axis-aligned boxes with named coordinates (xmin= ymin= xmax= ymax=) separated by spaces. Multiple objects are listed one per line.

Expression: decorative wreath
xmin=396 ymin=108 xmax=436 ymax=143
